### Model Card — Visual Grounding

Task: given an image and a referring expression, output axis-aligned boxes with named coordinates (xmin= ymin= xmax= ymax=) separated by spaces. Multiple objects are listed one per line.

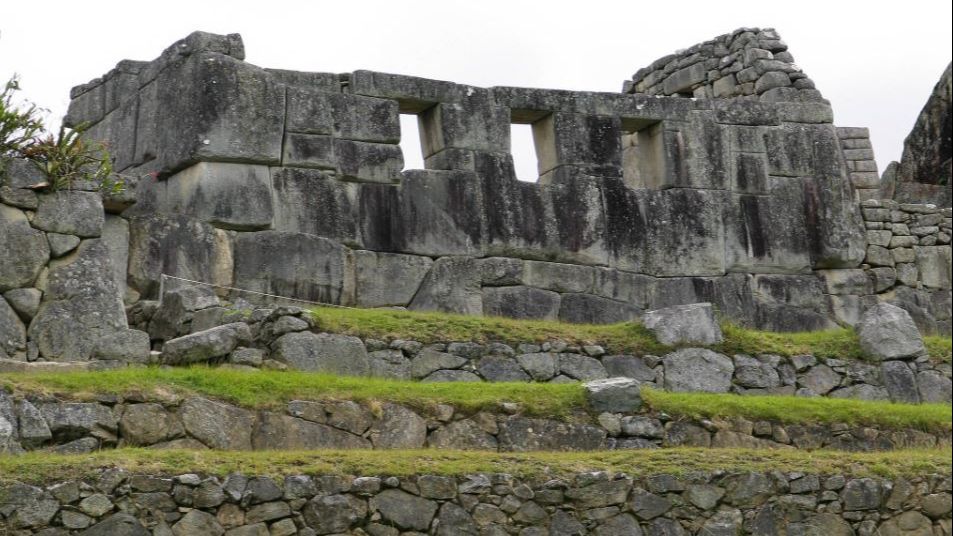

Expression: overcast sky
xmin=2 ymin=0 xmax=950 ymax=180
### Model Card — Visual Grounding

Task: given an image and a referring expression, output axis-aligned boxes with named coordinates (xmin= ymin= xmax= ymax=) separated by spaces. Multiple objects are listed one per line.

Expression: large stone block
xmin=233 ymin=231 xmax=352 ymax=305
xmin=82 ymin=96 xmax=138 ymax=171
xmin=32 ymin=190 xmax=105 ymax=238
xmin=333 ymin=139 xmax=403 ymax=184
xmin=144 ymin=51 xmax=285 ymax=176
xmin=751 ymin=274 xmax=837 ymax=332
xmin=282 ymin=133 xmax=335 ymax=169
xmin=642 ymin=302 xmax=723 ymax=345
xmin=724 ymin=186 xmax=811 ymax=274
xmin=28 ymin=240 xmax=128 ymax=360
xmin=349 ymin=70 xmax=464 ymax=112
xmin=127 ymin=214 xmax=233 ymax=299
xmin=408 ymin=256 xmax=482 ymax=315
xmin=271 ymin=167 xmax=361 ymax=244
xmin=482 ymin=286 xmax=560 ymax=320
xmin=329 ymin=93 xmax=400 ymax=143
xmin=420 ymin=91 xmax=509 ymax=156
xmin=0 ymin=205 xmax=49 ymax=292
xmin=558 ymin=293 xmax=640 ymax=324
xmin=915 ymin=246 xmax=951 ymax=289
xmin=662 ymin=348 xmax=734 ymax=393
xmin=159 ymin=162 xmax=274 ymax=230
xmin=857 ymin=303 xmax=926 ymax=361
xmin=534 ymin=112 xmax=622 ymax=174
xmin=272 ymin=332 xmax=369 ymax=376
xmin=285 ymin=86 xmax=333 ymax=134
xmin=642 ymin=188 xmax=728 ymax=277
xmin=161 ymin=323 xmax=251 ymax=365
xmin=361 ymin=170 xmax=485 ymax=256
xmin=353 ymin=250 xmax=432 ymax=307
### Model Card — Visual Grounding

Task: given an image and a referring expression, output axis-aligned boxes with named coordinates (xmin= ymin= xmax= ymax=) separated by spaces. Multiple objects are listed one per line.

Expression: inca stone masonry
xmin=1 ymin=28 xmax=951 ymax=363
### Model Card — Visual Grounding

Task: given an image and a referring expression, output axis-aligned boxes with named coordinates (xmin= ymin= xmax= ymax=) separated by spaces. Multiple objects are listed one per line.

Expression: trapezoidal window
xmin=622 ymin=121 xmax=666 ymax=189
xmin=510 ymin=123 xmax=540 ymax=182
xmin=399 ymin=113 xmax=425 ymax=170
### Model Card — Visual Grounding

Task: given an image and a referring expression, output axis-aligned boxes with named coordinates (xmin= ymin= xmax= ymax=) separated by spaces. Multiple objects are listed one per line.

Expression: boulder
xmin=37 ymin=402 xmax=117 ymax=442
xmin=78 ymin=512 xmax=150 ymax=536
xmin=857 ymin=303 xmax=926 ymax=360
xmin=917 ymin=370 xmax=952 ymax=403
xmin=252 ymin=412 xmax=369 ymax=449
xmin=302 ymin=494 xmax=367 ymax=534
xmin=272 ymin=331 xmax=369 ymax=375
xmin=372 ymin=403 xmax=427 ymax=448
xmin=2 ymin=287 xmax=42 ymax=321
xmin=584 ymin=377 xmax=643 ymax=413
xmin=0 ymin=295 xmax=26 ymax=357
xmin=428 ymin=419 xmax=498 ymax=450
xmin=119 ymin=403 xmax=183 ymax=446
xmin=369 ymin=489 xmax=438 ymax=531
xmin=28 ymin=239 xmax=127 ymax=360
xmin=178 ymin=397 xmax=255 ymax=450
xmin=93 ymin=329 xmax=151 ymax=362
xmin=33 ymin=190 xmax=105 ymax=237
xmin=172 ymin=509 xmax=224 ymax=536
xmin=0 ymin=204 xmax=49 ymax=292
xmin=160 ymin=323 xmax=251 ymax=365
xmin=881 ymin=360 xmax=921 ymax=404
xmin=642 ymin=302 xmax=723 ymax=345
xmin=662 ymin=348 xmax=734 ymax=393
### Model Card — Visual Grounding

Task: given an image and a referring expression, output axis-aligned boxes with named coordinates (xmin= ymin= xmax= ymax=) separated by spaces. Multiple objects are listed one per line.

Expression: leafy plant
xmin=0 ymin=74 xmax=121 ymax=192
xmin=0 ymin=75 xmax=44 ymax=158
xmin=22 ymin=124 xmax=119 ymax=192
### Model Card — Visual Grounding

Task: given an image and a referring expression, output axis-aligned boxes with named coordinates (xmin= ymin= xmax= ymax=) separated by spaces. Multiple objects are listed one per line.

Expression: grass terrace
xmin=1 ymin=447 xmax=949 ymax=484
xmin=3 ymin=367 xmax=950 ymax=431
xmin=308 ymin=306 xmax=953 ymax=362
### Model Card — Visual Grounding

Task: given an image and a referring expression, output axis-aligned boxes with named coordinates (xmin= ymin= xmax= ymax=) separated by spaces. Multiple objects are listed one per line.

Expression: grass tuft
xmin=309 ymin=306 xmax=952 ymax=362
xmin=2 ymin=367 xmax=949 ymax=431
xmin=0 ymin=447 xmax=948 ymax=484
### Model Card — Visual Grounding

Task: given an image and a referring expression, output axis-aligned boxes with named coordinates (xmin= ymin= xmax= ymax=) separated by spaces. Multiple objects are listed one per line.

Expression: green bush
xmin=0 ymin=75 xmax=119 ymax=192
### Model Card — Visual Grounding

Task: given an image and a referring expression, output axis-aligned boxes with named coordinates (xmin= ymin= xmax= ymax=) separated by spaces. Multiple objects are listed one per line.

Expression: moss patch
xmin=1 ymin=447 xmax=948 ymax=485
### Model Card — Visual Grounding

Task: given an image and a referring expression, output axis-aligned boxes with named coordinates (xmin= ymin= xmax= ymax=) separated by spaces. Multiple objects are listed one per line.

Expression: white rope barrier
xmin=159 ymin=274 xmax=356 ymax=310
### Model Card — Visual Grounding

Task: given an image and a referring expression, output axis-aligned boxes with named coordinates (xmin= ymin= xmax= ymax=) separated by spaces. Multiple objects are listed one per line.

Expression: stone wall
xmin=2 ymin=29 xmax=952 ymax=366
xmin=2 ymin=385 xmax=948 ymax=456
xmin=1 ymin=469 xmax=949 ymax=535
xmin=60 ymin=31 xmax=880 ymax=331
xmin=836 ymin=127 xmax=882 ymax=202
xmin=623 ymin=28 xmax=821 ymax=103
xmin=118 ymin=294 xmax=951 ymax=404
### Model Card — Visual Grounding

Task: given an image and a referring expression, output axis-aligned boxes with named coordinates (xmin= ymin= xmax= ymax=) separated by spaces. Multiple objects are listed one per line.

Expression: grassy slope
xmin=309 ymin=306 xmax=953 ymax=362
xmin=1 ymin=448 xmax=949 ymax=484
xmin=3 ymin=367 xmax=950 ymax=431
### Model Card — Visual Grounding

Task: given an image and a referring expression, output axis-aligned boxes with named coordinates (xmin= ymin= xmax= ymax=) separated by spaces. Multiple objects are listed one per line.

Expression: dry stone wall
xmin=1 ymin=387 xmax=949 ymax=456
xmin=623 ymin=27 xmax=822 ymax=103
xmin=1 ymin=469 xmax=950 ymax=535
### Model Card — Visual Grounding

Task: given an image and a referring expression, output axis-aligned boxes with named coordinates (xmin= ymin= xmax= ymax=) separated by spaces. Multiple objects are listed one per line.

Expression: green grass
xmin=2 ymin=367 xmax=949 ymax=431
xmin=642 ymin=390 xmax=952 ymax=432
xmin=0 ymin=448 xmax=948 ymax=484
xmin=310 ymin=306 xmax=952 ymax=362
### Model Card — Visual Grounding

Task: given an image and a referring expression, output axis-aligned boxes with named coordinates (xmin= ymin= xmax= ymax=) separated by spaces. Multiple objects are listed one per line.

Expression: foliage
xmin=3 ymin=367 xmax=949 ymax=431
xmin=309 ymin=306 xmax=952 ymax=362
xmin=21 ymin=124 xmax=119 ymax=192
xmin=0 ymin=76 xmax=44 ymax=158
xmin=0 ymin=75 xmax=119 ymax=192
xmin=1 ymin=447 xmax=949 ymax=484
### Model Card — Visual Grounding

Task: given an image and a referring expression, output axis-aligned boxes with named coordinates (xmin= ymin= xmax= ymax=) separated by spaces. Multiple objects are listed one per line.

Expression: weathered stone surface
xmin=272 ymin=332 xmax=369 ymax=375
xmin=498 ymin=416 xmax=605 ymax=451
xmin=302 ymin=493 xmax=367 ymax=534
xmin=161 ymin=323 xmax=251 ymax=365
xmin=178 ymin=397 xmax=254 ymax=450
xmin=233 ymin=231 xmax=350 ymax=305
xmin=119 ymin=403 xmax=183 ymax=446
xmin=37 ymin=402 xmax=117 ymax=442
xmin=642 ymin=302 xmax=723 ymax=345
xmin=158 ymin=162 xmax=274 ymax=230
xmin=897 ymin=63 xmax=951 ymax=190
xmin=482 ymin=286 xmax=561 ymax=320
xmin=33 ymin=191 xmax=104 ymax=237
xmin=79 ymin=512 xmax=149 ymax=536
xmin=516 ymin=352 xmax=558 ymax=381
xmin=559 ymin=353 xmax=608 ymax=380
xmin=857 ymin=303 xmax=926 ymax=360
xmin=412 ymin=348 xmax=467 ymax=379
xmin=917 ymin=370 xmax=952 ymax=403
xmin=841 ymin=478 xmax=882 ymax=511
xmin=881 ymin=360 xmax=921 ymax=404
xmin=428 ymin=419 xmax=498 ymax=450
xmin=252 ymin=412 xmax=369 ymax=449
xmin=409 ymin=256 xmax=482 ymax=315
xmin=662 ymin=348 xmax=734 ymax=393
xmin=93 ymin=329 xmax=151 ymax=362
xmin=47 ymin=233 xmax=81 ymax=258
xmin=0 ymin=204 xmax=49 ymax=292
xmin=353 ymin=251 xmax=432 ymax=307
xmin=0 ymin=295 xmax=26 ymax=357
xmin=372 ymin=403 xmax=427 ymax=448
xmin=127 ymin=214 xmax=233 ymax=299
xmin=476 ymin=356 xmax=530 ymax=382
xmin=370 ymin=489 xmax=438 ymax=531
xmin=585 ymin=377 xmax=643 ymax=413
xmin=2 ymin=288 xmax=41 ymax=323
xmin=172 ymin=509 xmax=224 ymax=536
